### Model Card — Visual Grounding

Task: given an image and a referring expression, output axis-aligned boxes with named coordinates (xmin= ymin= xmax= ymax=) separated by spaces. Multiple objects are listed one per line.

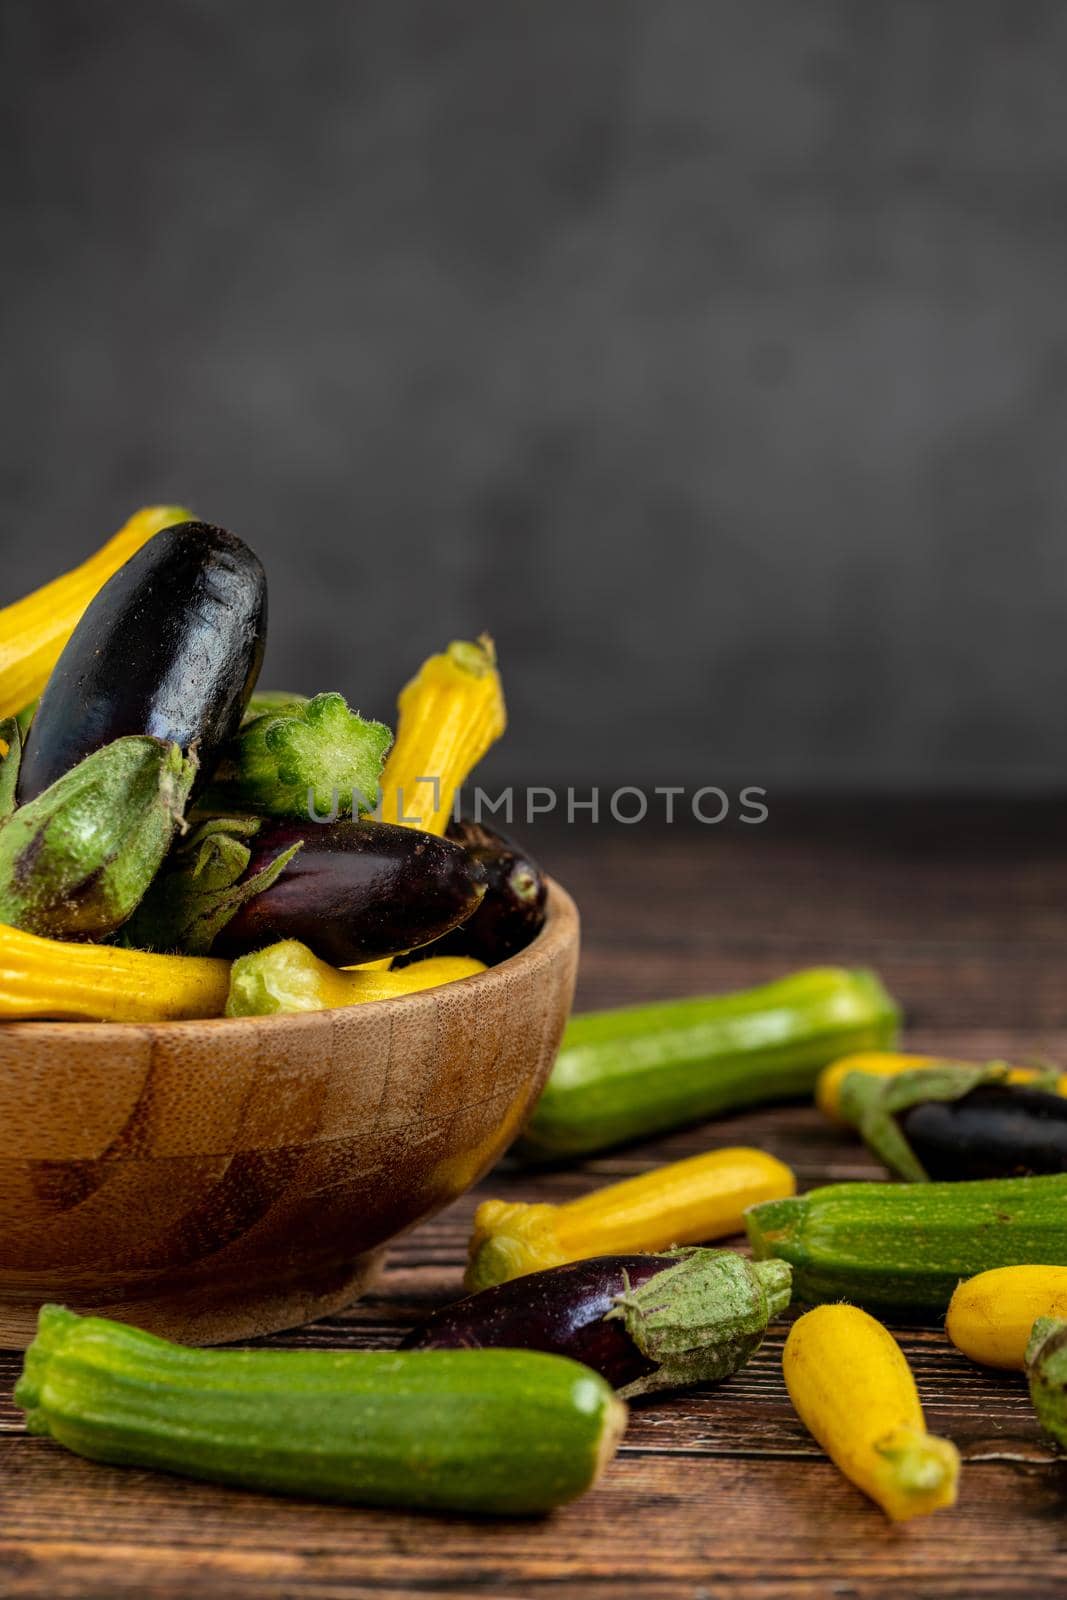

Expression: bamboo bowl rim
xmin=0 ymin=877 xmax=578 ymax=1046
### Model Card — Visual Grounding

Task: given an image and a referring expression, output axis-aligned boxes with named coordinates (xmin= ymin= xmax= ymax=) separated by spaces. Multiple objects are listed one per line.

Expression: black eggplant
xmin=18 ymin=522 xmax=267 ymax=803
xmin=123 ymin=815 xmax=487 ymax=966
xmin=837 ymin=1063 xmax=1067 ymax=1181
xmin=402 ymin=818 xmax=546 ymax=966
xmin=900 ymin=1084 xmax=1067 ymax=1180
xmin=400 ymin=1248 xmax=791 ymax=1399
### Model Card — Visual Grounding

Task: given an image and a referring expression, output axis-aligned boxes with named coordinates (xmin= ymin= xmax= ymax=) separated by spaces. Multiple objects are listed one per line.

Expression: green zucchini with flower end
xmin=0 ymin=736 xmax=196 ymax=940
xmin=15 ymin=1304 xmax=626 ymax=1515
xmin=198 ymin=692 xmax=392 ymax=820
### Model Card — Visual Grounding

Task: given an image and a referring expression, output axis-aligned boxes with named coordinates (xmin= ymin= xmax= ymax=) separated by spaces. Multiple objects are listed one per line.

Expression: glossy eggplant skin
xmin=400 ymin=1254 xmax=662 ymax=1391
xmin=409 ymin=818 xmax=546 ymax=966
xmin=899 ymin=1084 xmax=1067 ymax=1180
xmin=18 ymin=523 xmax=267 ymax=803
xmin=211 ymin=818 xmax=487 ymax=966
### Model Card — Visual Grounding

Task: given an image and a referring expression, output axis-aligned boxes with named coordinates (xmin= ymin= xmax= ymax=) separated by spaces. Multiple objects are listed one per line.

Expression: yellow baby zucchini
xmin=0 ymin=920 xmax=230 ymax=1022
xmin=466 ymin=1146 xmax=795 ymax=1292
xmin=816 ymin=1053 xmax=944 ymax=1122
xmin=378 ymin=636 xmax=506 ymax=835
xmin=946 ymin=1265 xmax=1067 ymax=1370
xmin=783 ymin=1304 xmax=959 ymax=1521
xmin=817 ymin=1051 xmax=1067 ymax=1124
xmin=226 ymin=939 xmax=485 ymax=1016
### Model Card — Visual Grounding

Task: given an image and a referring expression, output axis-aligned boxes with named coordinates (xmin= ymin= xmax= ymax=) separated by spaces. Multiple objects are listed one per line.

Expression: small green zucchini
xmin=16 ymin=1306 xmax=626 ymax=1515
xmin=747 ymin=1173 xmax=1067 ymax=1315
xmin=519 ymin=967 xmax=899 ymax=1161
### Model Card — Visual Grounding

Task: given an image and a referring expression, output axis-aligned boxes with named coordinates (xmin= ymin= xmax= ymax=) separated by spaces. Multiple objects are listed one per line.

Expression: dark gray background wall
xmin=3 ymin=0 xmax=1067 ymax=792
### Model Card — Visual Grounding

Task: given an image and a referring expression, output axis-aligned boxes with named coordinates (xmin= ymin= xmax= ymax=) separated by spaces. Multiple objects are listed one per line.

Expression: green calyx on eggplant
xmin=122 ymin=815 xmax=487 ymax=965
xmin=0 ymin=736 xmax=197 ymax=940
xmin=837 ymin=1064 xmax=1067 ymax=1181
xmin=18 ymin=522 xmax=268 ymax=803
xmin=400 ymin=818 xmax=546 ymax=967
xmin=1027 ymin=1316 xmax=1067 ymax=1448
xmin=401 ymin=1248 xmax=792 ymax=1398
xmin=117 ymin=814 xmax=300 ymax=956
xmin=0 ymin=716 xmax=23 ymax=824
xmin=197 ymin=692 xmax=393 ymax=821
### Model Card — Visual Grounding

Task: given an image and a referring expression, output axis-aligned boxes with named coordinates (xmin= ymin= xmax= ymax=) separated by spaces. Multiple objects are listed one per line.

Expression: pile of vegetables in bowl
xmin=0 ymin=507 xmax=547 ymax=1022
xmin=8 ymin=509 xmax=1067 ymax=1526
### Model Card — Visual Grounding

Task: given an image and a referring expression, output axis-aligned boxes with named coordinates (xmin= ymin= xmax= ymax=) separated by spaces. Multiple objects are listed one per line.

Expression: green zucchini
xmin=16 ymin=1305 xmax=626 ymax=1515
xmin=746 ymin=1173 xmax=1067 ymax=1315
xmin=518 ymin=967 xmax=899 ymax=1161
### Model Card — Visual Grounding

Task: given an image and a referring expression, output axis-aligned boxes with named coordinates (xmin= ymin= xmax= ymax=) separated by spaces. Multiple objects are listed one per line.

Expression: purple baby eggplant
xmin=123 ymin=815 xmax=486 ymax=965
xmin=401 ymin=1248 xmax=791 ymax=1398
xmin=402 ymin=817 xmax=547 ymax=967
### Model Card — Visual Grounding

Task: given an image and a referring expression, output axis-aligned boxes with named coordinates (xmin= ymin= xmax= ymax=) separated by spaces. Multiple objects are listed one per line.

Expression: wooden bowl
xmin=0 ymin=880 xmax=578 ymax=1348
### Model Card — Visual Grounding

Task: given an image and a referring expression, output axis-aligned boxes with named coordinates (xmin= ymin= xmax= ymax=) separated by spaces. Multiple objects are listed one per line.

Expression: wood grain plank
xmin=2 ymin=1450 xmax=1066 ymax=1599
xmin=4 ymin=811 xmax=1067 ymax=1596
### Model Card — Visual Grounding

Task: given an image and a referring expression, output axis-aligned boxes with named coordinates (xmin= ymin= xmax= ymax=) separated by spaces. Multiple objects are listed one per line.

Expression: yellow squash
xmin=226 ymin=939 xmax=485 ymax=1016
xmin=783 ymin=1304 xmax=959 ymax=1521
xmin=0 ymin=920 xmax=230 ymax=1022
xmin=0 ymin=504 xmax=191 ymax=719
xmin=466 ymin=1146 xmax=795 ymax=1292
xmin=815 ymin=1049 xmax=1067 ymax=1123
xmin=378 ymin=636 xmax=506 ymax=835
xmin=946 ymin=1265 xmax=1067 ymax=1370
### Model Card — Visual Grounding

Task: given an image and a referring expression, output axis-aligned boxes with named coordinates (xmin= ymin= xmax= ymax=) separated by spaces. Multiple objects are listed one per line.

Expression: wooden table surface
xmin=3 ymin=804 xmax=1067 ymax=1599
